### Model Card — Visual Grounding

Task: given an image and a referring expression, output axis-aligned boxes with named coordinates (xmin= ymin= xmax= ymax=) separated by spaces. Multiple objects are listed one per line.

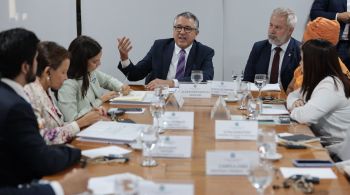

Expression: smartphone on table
xmin=293 ymin=159 xmax=333 ymax=167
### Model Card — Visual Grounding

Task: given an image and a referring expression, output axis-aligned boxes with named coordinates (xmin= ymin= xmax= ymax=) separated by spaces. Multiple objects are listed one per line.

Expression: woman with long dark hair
xmin=58 ymin=36 xmax=130 ymax=122
xmin=24 ymin=41 xmax=102 ymax=144
xmin=287 ymin=39 xmax=350 ymax=160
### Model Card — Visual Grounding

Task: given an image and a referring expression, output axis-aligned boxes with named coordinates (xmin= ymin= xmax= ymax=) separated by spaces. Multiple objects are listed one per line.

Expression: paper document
xmin=261 ymin=104 xmax=289 ymax=115
xmin=249 ymin=83 xmax=281 ymax=91
xmin=77 ymin=121 xmax=150 ymax=143
xmin=280 ymin=167 xmax=337 ymax=179
xmin=110 ymin=91 xmax=146 ymax=101
xmin=82 ymin=146 xmax=131 ymax=158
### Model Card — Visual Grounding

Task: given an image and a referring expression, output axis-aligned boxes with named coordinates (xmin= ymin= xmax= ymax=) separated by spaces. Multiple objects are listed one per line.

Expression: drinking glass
xmin=238 ymin=81 xmax=249 ymax=110
xmin=248 ymin=162 xmax=273 ymax=195
xmin=150 ymin=101 xmax=165 ymax=133
xmin=154 ymin=84 xmax=169 ymax=100
xmin=257 ymin=129 xmax=276 ymax=159
xmin=247 ymin=98 xmax=257 ymax=120
xmin=191 ymin=70 xmax=203 ymax=87
xmin=140 ymin=125 xmax=159 ymax=167
xmin=254 ymin=74 xmax=267 ymax=98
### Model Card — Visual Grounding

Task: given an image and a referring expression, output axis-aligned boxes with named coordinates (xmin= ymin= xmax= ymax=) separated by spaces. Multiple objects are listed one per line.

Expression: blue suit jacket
xmin=243 ymin=38 xmax=301 ymax=91
xmin=0 ymin=184 xmax=54 ymax=195
xmin=118 ymin=38 xmax=214 ymax=84
xmin=0 ymin=82 xmax=81 ymax=187
xmin=310 ymin=0 xmax=347 ymax=35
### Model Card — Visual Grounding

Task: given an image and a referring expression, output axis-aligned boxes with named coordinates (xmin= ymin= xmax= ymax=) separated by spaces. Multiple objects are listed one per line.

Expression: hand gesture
xmin=100 ymin=91 xmax=118 ymax=102
xmin=120 ymin=84 xmax=131 ymax=95
xmin=117 ymin=37 xmax=132 ymax=61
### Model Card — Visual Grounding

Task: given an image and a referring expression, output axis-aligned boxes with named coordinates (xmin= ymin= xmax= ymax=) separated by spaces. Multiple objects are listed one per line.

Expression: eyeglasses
xmin=173 ymin=25 xmax=196 ymax=33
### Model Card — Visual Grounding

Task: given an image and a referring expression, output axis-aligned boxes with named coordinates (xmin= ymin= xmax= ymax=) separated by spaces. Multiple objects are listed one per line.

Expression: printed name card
xmin=163 ymin=112 xmax=194 ymax=130
xmin=210 ymin=81 xmax=235 ymax=95
xmin=152 ymin=136 xmax=192 ymax=158
xmin=206 ymin=151 xmax=259 ymax=175
xmin=139 ymin=181 xmax=194 ymax=195
xmin=215 ymin=120 xmax=258 ymax=140
xmin=179 ymin=84 xmax=211 ymax=98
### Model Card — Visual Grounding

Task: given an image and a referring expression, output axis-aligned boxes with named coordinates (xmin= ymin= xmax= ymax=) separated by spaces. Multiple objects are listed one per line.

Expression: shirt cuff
xmin=50 ymin=181 xmax=64 ymax=195
xmin=71 ymin=121 xmax=81 ymax=133
xmin=336 ymin=13 xmax=338 ymax=21
xmin=173 ymin=79 xmax=179 ymax=87
xmin=120 ymin=59 xmax=131 ymax=68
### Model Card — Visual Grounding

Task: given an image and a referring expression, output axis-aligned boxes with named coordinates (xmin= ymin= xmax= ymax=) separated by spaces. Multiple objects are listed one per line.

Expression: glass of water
xmin=257 ymin=129 xmax=276 ymax=159
xmin=248 ymin=161 xmax=273 ymax=195
xmin=238 ymin=81 xmax=250 ymax=110
xmin=150 ymin=101 xmax=165 ymax=133
xmin=140 ymin=125 xmax=159 ymax=167
xmin=191 ymin=70 xmax=203 ymax=87
xmin=254 ymin=74 xmax=267 ymax=98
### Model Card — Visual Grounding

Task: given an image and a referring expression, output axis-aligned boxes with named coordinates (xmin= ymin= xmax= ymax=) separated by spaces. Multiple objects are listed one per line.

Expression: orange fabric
xmin=303 ymin=17 xmax=340 ymax=45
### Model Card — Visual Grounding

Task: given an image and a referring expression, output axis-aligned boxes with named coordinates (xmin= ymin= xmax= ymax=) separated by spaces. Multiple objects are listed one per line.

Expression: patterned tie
xmin=270 ymin=47 xmax=282 ymax=84
xmin=175 ymin=49 xmax=186 ymax=79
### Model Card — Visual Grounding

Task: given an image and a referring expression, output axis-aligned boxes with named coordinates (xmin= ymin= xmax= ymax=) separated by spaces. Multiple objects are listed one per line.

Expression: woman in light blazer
xmin=24 ymin=42 xmax=102 ymax=144
xmin=58 ymin=36 xmax=130 ymax=122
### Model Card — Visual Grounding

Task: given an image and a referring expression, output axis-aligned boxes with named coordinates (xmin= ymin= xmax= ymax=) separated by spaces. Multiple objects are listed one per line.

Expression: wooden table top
xmin=45 ymin=89 xmax=350 ymax=195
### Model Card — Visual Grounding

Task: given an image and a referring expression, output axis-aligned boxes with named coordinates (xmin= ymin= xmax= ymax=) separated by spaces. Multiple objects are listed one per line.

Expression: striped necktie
xmin=175 ymin=49 xmax=186 ymax=79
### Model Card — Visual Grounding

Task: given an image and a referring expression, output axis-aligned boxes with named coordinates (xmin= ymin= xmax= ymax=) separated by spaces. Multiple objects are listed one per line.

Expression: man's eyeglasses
xmin=173 ymin=26 xmax=196 ymax=33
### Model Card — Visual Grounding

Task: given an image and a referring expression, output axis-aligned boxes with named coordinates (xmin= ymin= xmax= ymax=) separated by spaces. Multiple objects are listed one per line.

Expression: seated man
xmin=243 ymin=7 xmax=301 ymax=91
xmin=0 ymin=28 xmax=81 ymax=187
xmin=117 ymin=11 xmax=214 ymax=90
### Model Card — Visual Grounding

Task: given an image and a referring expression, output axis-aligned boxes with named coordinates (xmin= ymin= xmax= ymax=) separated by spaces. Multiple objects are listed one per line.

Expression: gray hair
xmin=174 ymin=11 xmax=199 ymax=32
xmin=271 ymin=7 xmax=297 ymax=29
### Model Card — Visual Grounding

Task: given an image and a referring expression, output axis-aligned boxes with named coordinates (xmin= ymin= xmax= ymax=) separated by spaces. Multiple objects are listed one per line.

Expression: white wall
xmin=0 ymin=0 xmax=76 ymax=48
xmin=0 ymin=0 xmax=314 ymax=82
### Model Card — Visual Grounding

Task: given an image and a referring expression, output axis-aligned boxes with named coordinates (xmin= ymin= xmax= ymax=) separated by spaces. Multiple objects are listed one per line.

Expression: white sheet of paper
xmin=174 ymin=90 xmax=184 ymax=108
xmin=279 ymin=167 xmax=337 ymax=179
xmin=163 ymin=112 xmax=194 ymax=130
xmin=82 ymin=146 xmax=131 ymax=158
xmin=139 ymin=181 xmax=194 ymax=195
xmin=179 ymin=84 xmax=211 ymax=98
xmin=249 ymin=83 xmax=281 ymax=91
xmin=210 ymin=81 xmax=235 ymax=95
xmin=88 ymin=173 xmax=143 ymax=195
xmin=152 ymin=136 xmax=192 ymax=158
xmin=261 ymin=104 xmax=289 ymax=115
xmin=215 ymin=120 xmax=258 ymax=140
xmin=77 ymin=121 xmax=150 ymax=143
xmin=206 ymin=151 xmax=259 ymax=175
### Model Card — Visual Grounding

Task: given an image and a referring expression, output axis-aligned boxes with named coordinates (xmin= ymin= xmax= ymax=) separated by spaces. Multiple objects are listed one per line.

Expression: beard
xmin=25 ymin=66 xmax=36 ymax=83
xmin=268 ymin=34 xmax=289 ymax=46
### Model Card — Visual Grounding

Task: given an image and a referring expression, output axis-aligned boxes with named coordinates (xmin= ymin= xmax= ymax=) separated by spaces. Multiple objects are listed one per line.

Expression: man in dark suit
xmin=310 ymin=0 xmax=350 ymax=69
xmin=117 ymin=11 xmax=214 ymax=90
xmin=243 ymin=8 xmax=301 ymax=91
xmin=0 ymin=169 xmax=89 ymax=195
xmin=0 ymin=28 xmax=81 ymax=189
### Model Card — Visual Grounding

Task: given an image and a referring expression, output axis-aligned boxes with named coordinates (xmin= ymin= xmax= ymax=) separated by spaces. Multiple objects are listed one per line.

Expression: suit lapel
xmin=185 ymin=41 xmax=197 ymax=76
xmin=281 ymin=39 xmax=295 ymax=74
xmin=162 ymin=41 xmax=175 ymax=79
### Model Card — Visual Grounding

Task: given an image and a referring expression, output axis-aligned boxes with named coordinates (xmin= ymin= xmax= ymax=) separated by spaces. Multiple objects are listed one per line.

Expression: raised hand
xmin=117 ymin=36 xmax=133 ymax=61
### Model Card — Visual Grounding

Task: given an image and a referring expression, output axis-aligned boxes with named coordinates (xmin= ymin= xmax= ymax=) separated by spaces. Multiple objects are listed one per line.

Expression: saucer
xmin=129 ymin=142 xmax=142 ymax=150
xmin=224 ymin=97 xmax=239 ymax=102
xmin=261 ymin=153 xmax=282 ymax=161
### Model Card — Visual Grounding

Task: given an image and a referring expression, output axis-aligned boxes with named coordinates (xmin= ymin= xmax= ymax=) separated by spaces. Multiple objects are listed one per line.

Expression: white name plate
xmin=152 ymin=136 xmax=192 ymax=158
xmin=215 ymin=120 xmax=258 ymax=140
xmin=139 ymin=181 xmax=194 ymax=195
xmin=210 ymin=81 xmax=235 ymax=95
xmin=163 ymin=112 xmax=194 ymax=130
xmin=206 ymin=151 xmax=259 ymax=175
xmin=179 ymin=84 xmax=211 ymax=98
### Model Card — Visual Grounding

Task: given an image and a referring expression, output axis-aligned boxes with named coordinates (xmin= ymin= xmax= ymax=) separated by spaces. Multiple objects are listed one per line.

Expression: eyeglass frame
xmin=173 ymin=25 xmax=197 ymax=33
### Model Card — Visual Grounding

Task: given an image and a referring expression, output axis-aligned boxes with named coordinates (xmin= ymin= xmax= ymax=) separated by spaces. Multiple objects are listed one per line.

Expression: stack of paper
xmin=82 ymin=146 xmax=131 ymax=158
xmin=261 ymin=104 xmax=289 ymax=115
xmin=77 ymin=121 xmax=150 ymax=143
xmin=110 ymin=91 xmax=160 ymax=104
xmin=110 ymin=91 xmax=146 ymax=102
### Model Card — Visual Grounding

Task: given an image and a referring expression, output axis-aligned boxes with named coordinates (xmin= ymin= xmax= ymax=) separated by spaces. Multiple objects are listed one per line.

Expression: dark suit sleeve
xmin=0 ymin=184 xmax=55 ymax=195
xmin=243 ymin=43 xmax=259 ymax=82
xmin=117 ymin=42 xmax=155 ymax=81
xmin=310 ymin=0 xmax=337 ymax=20
xmin=7 ymin=102 xmax=81 ymax=177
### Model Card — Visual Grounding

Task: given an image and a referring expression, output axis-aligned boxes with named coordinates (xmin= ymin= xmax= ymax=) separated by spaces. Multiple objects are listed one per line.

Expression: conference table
xmin=46 ymin=86 xmax=350 ymax=195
